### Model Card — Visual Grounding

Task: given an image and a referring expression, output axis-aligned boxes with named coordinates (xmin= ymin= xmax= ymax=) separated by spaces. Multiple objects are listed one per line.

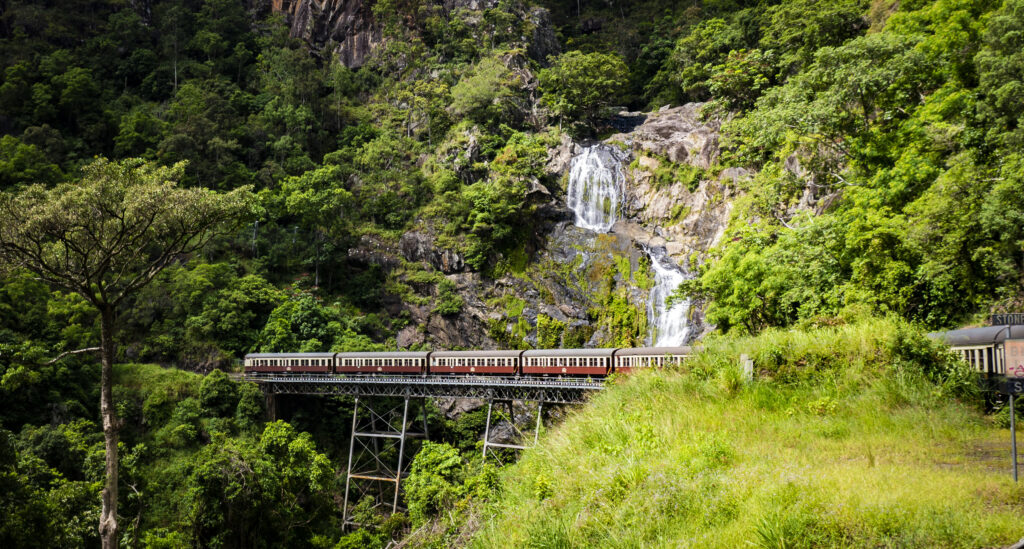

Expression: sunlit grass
xmin=468 ymin=319 xmax=1024 ymax=548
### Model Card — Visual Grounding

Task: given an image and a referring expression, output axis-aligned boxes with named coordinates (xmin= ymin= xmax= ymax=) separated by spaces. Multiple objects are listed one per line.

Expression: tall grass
xmin=466 ymin=318 xmax=1023 ymax=548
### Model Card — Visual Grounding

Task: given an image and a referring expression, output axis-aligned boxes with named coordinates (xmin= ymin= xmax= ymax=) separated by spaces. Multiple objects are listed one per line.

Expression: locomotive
xmin=243 ymin=346 xmax=692 ymax=376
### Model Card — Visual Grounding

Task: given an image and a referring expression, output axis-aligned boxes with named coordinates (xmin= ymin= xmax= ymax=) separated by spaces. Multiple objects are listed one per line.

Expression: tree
xmin=537 ymin=50 xmax=628 ymax=130
xmin=0 ymin=157 xmax=253 ymax=548
xmin=404 ymin=441 xmax=466 ymax=525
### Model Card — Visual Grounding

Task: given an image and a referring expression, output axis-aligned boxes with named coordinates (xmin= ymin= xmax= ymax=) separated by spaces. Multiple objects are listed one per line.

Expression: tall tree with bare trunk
xmin=0 ymin=158 xmax=253 ymax=548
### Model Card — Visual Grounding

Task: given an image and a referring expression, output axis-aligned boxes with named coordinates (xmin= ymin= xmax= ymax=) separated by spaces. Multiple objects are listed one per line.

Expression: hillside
xmin=412 ymin=320 xmax=1024 ymax=548
xmin=1 ymin=0 xmax=1024 ymax=547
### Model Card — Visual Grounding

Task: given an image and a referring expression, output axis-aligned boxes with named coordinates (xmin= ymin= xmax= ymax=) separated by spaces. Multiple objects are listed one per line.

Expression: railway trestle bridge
xmin=243 ymin=374 xmax=604 ymax=526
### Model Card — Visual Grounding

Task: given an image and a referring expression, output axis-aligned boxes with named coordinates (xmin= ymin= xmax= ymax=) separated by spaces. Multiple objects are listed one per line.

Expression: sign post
xmin=1004 ymin=340 xmax=1024 ymax=482
xmin=1013 ymin=393 xmax=1018 ymax=483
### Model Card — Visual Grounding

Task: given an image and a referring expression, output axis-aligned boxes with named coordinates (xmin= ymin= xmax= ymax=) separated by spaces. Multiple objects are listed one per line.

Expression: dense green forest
xmin=1 ymin=0 xmax=1023 ymax=546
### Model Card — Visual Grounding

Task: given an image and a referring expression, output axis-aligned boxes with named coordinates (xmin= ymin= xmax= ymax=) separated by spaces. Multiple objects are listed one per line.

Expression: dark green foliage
xmin=404 ymin=441 xmax=467 ymax=526
xmin=234 ymin=382 xmax=266 ymax=432
xmin=199 ymin=369 xmax=238 ymax=417
xmin=433 ymin=279 xmax=465 ymax=316
xmin=538 ymin=51 xmax=629 ymax=131
xmin=686 ymin=0 xmax=1024 ymax=332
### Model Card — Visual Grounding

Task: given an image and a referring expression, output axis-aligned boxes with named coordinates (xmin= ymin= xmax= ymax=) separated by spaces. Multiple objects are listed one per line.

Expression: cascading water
xmin=645 ymin=248 xmax=692 ymax=347
xmin=566 ymin=145 xmax=627 ymax=233
xmin=564 ymin=144 xmax=692 ymax=346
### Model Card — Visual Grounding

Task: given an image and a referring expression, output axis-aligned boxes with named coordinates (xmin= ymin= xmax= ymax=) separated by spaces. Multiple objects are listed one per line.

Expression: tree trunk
xmin=99 ymin=304 xmax=120 ymax=549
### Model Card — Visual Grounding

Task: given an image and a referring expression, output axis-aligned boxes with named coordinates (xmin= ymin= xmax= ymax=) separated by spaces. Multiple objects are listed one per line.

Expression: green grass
xmin=465 ymin=319 xmax=1024 ymax=548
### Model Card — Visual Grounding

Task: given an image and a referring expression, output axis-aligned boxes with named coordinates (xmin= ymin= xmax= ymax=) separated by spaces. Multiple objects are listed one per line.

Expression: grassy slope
xmin=468 ymin=320 xmax=1024 ymax=548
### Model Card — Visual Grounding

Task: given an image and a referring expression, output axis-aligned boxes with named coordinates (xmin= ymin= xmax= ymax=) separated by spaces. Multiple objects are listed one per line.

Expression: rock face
xmin=606 ymin=103 xmax=738 ymax=262
xmin=610 ymin=104 xmax=722 ymax=167
xmin=266 ymin=0 xmax=559 ymax=69
xmin=400 ymin=231 xmax=465 ymax=274
xmin=269 ymin=0 xmax=381 ymax=68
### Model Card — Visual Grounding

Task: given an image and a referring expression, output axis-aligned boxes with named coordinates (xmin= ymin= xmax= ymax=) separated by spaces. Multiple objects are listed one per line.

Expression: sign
xmin=999 ymin=379 xmax=1024 ymax=395
xmin=991 ymin=313 xmax=1024 ymax=326
xmin=1006 ymin=339 xmax=1024 ymax=378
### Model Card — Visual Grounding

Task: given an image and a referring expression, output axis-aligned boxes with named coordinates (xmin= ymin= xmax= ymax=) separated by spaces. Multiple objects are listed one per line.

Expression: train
xmin=243 ymin=346 xmax=693 ymax=377
xmin=929 ymin=325 xmax=1024 ymax=378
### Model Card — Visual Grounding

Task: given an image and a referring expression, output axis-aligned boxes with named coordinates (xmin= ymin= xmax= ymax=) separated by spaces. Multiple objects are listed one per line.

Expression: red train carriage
xmin=336 ymin=351 xmax=428 ymax=374
xmin=521 ymin=348 xmax=616 ymax=376
xmin=613 ymin=346 xmax=692 ymax=374
xmin=244 ymin=352 xmax=335 ymax=374
xmin=429 ymin=350 xmax=523 ymax=375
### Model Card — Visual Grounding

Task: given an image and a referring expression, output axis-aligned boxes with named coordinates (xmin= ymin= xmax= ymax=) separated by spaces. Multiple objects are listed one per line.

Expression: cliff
xmin=268 ymin=0 xmax=381 ymax=67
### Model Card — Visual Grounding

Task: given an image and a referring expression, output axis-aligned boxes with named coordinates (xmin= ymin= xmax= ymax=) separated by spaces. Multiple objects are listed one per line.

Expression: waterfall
xmin=565 ymin=143 xmax=692 ymax=346
xmin=566 ymin=145 xmax=626 ymax=233
xmin=646 ymin=248 xmax=692 ymax=347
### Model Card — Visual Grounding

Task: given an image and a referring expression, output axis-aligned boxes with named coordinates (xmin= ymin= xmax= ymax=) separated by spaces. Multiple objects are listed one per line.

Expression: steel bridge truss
xmin=250 ymin=374 xmax=603 ymax=404
xmin=250 ymin=374 xmax=602 ymax=527
xmin=482 ymin=400 xmax=544 ymax=466
xmin=342 ymin=396 xmax=429 ymax=526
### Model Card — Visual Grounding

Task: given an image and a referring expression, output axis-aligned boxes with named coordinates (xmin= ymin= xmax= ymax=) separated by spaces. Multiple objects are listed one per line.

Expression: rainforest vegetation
xmin=0 ymin=0 xmax=1022 ymax=547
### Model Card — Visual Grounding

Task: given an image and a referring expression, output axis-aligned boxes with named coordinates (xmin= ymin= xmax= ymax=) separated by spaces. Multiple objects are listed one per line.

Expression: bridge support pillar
xmin=482 ymin=399 xmax=543 ymax=465
xmin=342 ymin=395 xmax=429 ymax=528
xmin=264 ymin=392 xmax=277 ymax=421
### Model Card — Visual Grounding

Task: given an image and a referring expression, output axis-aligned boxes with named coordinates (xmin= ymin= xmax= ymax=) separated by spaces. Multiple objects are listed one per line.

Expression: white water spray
xmin=646 ymin=248 xmax=692 ymax=347
xmin=566 ymin=145 xmax=627 ymax=233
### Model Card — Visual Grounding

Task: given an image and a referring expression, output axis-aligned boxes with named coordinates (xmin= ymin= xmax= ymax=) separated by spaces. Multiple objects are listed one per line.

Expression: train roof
xmin=245 ymin=352 xmax=336 ymax=358
xmin=521 ymin=348 xmax=617 ymax=357
xmin=615 ymin=346 xmax=692 ymax=356
xmin=337 ymin=351 xmax=431 ymax=358
xmin=430 ymin=350 xmax=524 ymax=357
xmin=927 ymin=325 xmax=1024 ymax=346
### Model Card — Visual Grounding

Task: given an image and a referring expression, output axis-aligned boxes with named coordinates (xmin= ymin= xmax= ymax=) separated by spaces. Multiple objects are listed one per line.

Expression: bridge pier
xmin=482 ymin=399 xmax=543 ymax=465
xmin=265 ymin=392 xmax=277 ymax=421
xmin=342 ymin=394 xmax=429 ymax=527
